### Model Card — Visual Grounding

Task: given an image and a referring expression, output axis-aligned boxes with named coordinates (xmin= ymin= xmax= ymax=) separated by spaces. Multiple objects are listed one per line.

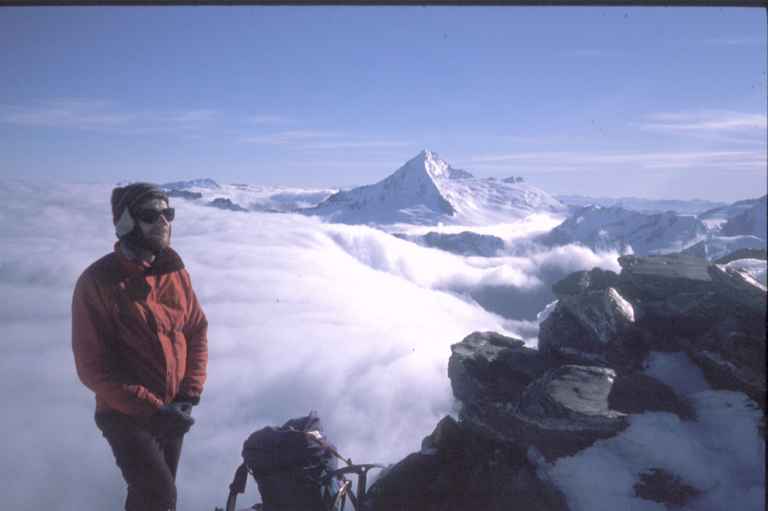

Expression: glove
xmin=151 ymin=403 xmax=195 ymax=437
xmin=171 ymin=400 xmax=194 ymax=415
xmin=173 ymin=393 xmax=200 ymax=409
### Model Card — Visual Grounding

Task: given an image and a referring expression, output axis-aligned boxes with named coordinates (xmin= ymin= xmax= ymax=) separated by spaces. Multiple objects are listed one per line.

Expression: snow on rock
xmin=724 ymin=258 xmax=767 ymax=285
xmin=368 ymin=251 xmax=766 ymax=509
xmin=546 ymin=195 xmax=765 ymax=259
xmin=681 ymin=234 xmax=766 ymax=261
xmin=708 ymin=263 xmax=767 ymax=313
xmin=557 ymin=287 xmax=635 ymax=345
xmin=536 ymin=299 xmax=559 ymax=325
xmin=557 ymin=195 xmax=727 ymax=216
xmin=543 ymin=206 xmax=708 ymax=255
xmin=721 ymin=195 xmax=767 ymax=239
xmin=305 ymin=150 xmax=566 ymax=225
xmin=539 ymin=267 xmax=639 ymax=365
xmin=698 ymin=195 xmax=766 ymax=228
xmin=642 ymin=351 xmax=710 ymax=397
xmin=545 ymin=390 xmax=764 ymax=511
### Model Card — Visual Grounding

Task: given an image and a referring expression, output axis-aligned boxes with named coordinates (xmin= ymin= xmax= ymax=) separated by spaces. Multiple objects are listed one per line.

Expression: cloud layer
xmin=1 ymin=181 xmax=622 ymax=510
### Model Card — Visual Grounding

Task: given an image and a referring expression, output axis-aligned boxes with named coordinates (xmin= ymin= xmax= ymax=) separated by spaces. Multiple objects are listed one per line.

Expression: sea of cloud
xmin=0 ymin=181 xmax=623 ymax=510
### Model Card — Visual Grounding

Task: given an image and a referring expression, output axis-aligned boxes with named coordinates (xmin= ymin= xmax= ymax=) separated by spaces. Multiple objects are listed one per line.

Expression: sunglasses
xmin=134 ymin=207 xmax=175 ymax=224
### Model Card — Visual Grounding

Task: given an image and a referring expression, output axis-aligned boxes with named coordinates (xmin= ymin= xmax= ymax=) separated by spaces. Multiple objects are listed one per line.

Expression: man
xmin=72 ymin=182 xmax=208 ymax=511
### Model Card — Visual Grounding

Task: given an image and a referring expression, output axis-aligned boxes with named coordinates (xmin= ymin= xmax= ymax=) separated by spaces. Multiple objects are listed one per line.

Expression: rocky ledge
xmin=366 ymin=254 xmax=765 ymax=511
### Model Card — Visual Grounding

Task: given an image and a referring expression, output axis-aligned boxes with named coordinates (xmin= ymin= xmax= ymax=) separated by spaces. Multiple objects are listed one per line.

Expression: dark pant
xmin=95 ymin=412 xmax=185 ymax=511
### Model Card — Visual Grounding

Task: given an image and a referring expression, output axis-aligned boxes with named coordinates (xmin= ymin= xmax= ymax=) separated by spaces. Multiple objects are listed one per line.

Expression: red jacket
xmin=72 ymin=243 xmax=208 ymax=417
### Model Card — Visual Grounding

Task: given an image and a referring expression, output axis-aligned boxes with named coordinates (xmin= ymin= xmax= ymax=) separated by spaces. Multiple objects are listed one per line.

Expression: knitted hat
xmin=111 ymin=183 xmax=169 ymax=225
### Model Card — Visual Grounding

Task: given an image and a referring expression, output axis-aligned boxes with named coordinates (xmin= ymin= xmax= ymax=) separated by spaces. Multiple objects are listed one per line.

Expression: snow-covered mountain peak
xmin=544 ymin=205 xmax=709 ymax=254
xmin=400 ymin=149 xmax=474 ymax=181
xmin=401 ymin=149 xmax=446 ymax=179
xmin=306 ymin=150 xmax=565 ymax=225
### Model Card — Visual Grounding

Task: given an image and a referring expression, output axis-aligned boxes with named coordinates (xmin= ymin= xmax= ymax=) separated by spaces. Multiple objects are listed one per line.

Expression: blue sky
xmin=1 ymin=6 xmax=765 ymax=201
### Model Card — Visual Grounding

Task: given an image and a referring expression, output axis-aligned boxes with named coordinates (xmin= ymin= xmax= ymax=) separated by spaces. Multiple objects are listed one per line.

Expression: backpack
xmin=223 ymin=412 xmax=339 ymax=511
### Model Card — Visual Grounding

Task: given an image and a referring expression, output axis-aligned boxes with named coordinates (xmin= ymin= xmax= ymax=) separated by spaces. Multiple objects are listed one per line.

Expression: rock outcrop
xmin=394 ymin=231 xmax=505 ymax=257
xmin=365 ymin=414 xmax=569 ymax=511
xmin=508 ymin=365 xmax=628 ymax=460
xmin=367 ymin=254 xmax=765 ymax=510
xmin=166 ymin=189 xmax=203 ymax=200
xmin=633 ymin=468 xmax=701 ymax=508
xmin=207 ymin=197 xmax=249 ymax=212
xmin=721 ymin=194 xmax=767 ymax=239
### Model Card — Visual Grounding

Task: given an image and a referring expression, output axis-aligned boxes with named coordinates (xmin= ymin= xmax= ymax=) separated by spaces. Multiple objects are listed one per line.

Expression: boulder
xmin=539 ymin=287 xmax=644 ymax=369
xmin=551 ymin=267 xmax=620 ymax=299
xmin=461 ymin=365 xmax=628 ymax=462
xmin=509 ymin=365 xmax=628 ymax=461
xmin=608 ymin=372 xmax=695 ymax=419
xmin=449 ymin=332 xmax=550 ymax=408
xmin=553 ymin=255 xmax=768 ymax=407
xmin=686 ymin=347 xmax=765 ymax=408
xmin=708 ymin=263 xmax=767 ymax=314
xmin=559 ymin=287 xmax=636 ymax=344
xmin=420 ymin=415 xmax=463 ymax=455
xmin=617 ymin=254 xmax=714 ymax=300
xmin=371 ymin=250 xmax=766 ymax=511
xmin=633 ymin=468 xmax=701 ymax=508
xmin=207 ymin=197 xmax=249 ymax=212
xmin=366 ymin=415 xmax=569 ymax=511
xmin=538 ymin=305 xmax=601 ymax=361
xmin=616 ymin=255 xmax=762 ymax=341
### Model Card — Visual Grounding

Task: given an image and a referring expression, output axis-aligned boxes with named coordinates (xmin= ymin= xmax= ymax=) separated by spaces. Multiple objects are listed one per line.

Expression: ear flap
xmin=115 ymin=208 xmax=136 ymax=237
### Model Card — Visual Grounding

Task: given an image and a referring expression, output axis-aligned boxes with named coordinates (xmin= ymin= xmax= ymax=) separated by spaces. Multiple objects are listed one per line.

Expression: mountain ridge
xmin=306 ymin=150 xmax=566 ymax=225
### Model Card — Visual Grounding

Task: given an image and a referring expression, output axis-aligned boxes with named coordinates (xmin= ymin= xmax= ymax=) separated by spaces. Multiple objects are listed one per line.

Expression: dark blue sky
xmin=1 ymin=6 xmax=765 ymax=200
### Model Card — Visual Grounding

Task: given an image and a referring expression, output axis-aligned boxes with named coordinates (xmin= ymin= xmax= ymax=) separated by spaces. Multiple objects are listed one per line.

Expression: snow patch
xmin=725 ymin=258 xmax=767 ymax=285
xmin=547 ymin=390 xmax=764 ymax=511
xmin=643 ymin=351 xmax=711 ymax=396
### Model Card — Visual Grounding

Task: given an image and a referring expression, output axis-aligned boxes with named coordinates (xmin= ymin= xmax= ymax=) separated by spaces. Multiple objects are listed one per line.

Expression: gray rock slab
xmin=367 ymin=414 xmax=570 ymax=511
xmin=449 ymin=331 xmax=550 ymax=408
xmin=559 ymin=287 xmax=636 ymax=345
xmin=552 ymin=267 xmax=620 ymax=298
xmin=512 ymin=365 xmax=627 ymax=460
xmin=608 ymin=372 xmax=695 ymax=419
xmin=708 ymin=263 xmax=767 ymax=314
xmin=618 ymin=254 xmax=714 ymax=300
xmin=539 ymin=287 xmax=644 ymax=370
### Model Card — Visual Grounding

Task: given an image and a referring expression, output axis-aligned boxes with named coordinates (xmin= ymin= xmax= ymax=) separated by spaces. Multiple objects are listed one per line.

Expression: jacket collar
xmin=112 ymin=241 xmax=185 ymax=278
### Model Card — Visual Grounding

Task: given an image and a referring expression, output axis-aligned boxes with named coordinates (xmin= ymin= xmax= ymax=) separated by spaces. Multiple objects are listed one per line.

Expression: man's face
xmin=133 ymin=198 xmax=172 ymax=252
